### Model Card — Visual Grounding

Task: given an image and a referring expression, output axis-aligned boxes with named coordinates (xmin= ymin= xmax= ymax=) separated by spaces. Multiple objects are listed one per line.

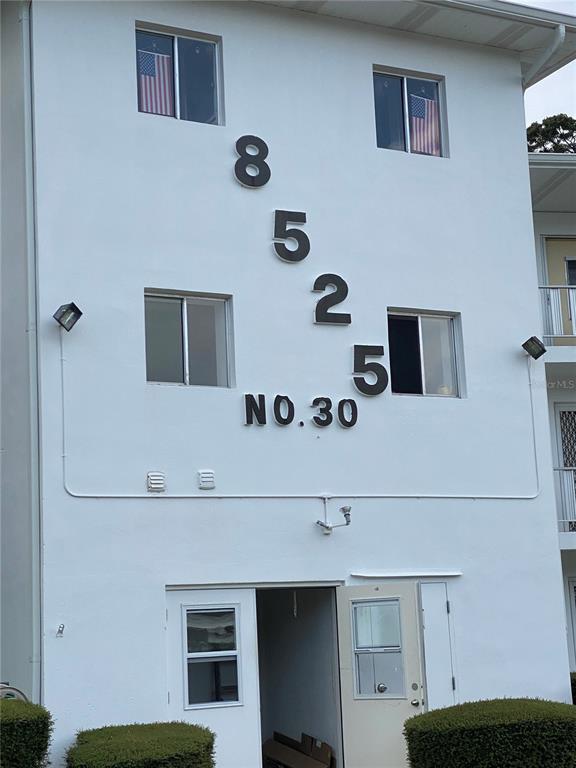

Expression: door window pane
xmin=388 ymin=315 xmax=422 ymax=394
xmin=354 ymin=602 xmax=401 ymax=649
xmin=145 ymin=297 xmax=184 ymax=383
xmin=407 ymin=78 xmax=441 ymax=156
xmin=421 ymin=316 xmax=457 ymax=396
xmin=178 ymin=38 xmax=218 ymax=124
xmin=187 ymin=658 xmax=238 ymax=704
xmin=373 ymin=73 xmax=405 ymax=151
xmin=186 ymin=298 xmax=228 ymax=386
xmin=136 ymin=31 xmax=175 ymax=117
xmin=356 ymin=651 xmax=405 ymax=697
xmin=187 ymin=610 xmax=236 ymax=653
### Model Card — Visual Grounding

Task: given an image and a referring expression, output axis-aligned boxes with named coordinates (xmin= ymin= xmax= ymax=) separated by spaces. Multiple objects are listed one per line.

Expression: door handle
xmin=410 ymin=699 xmax=420 ymax=707
xmin=376 ymin=683 xmax=387 ymax=693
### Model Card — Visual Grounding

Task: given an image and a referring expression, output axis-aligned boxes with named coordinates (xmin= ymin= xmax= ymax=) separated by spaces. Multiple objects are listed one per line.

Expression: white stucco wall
xmin=24 ymin=1 xmax=572 ymax=763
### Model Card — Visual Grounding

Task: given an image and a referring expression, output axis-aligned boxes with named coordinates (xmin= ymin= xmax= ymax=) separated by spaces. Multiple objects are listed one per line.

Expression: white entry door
xmin=337 ymin=582 xmax=424 ymax=768
xmin=166 ymin=588 xmax=262 ymax=768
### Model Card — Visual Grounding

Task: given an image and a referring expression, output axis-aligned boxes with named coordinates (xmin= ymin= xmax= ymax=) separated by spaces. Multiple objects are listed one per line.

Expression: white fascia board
xmin=529 ymin=153 xmax=576 ymax=171
xmin=426 ymin=0 xmax=576 ymax=30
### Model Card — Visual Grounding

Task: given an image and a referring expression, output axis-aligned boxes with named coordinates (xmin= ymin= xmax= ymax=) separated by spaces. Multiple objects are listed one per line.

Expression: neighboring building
xmin=2 ymin=2 xmax=576 ymax=767
xmin=529 ymin=152 xmax=576 ymax=677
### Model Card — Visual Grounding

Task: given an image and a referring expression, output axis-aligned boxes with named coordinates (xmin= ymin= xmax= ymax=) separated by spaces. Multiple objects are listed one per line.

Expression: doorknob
xmin=410 ymin=699 xmax=420 ymax=707
xmin=376 ymin=683 xmax=387 ymax=693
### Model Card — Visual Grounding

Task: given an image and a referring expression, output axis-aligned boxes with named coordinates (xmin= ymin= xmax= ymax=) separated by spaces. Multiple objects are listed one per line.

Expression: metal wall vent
xmin=147 ymin=472 xmax=166 ymax=493
xmin=197 ymin=470 xmax=216 ymax=490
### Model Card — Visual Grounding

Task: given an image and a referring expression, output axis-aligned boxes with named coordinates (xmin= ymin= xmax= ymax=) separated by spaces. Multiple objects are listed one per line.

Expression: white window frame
xmin=373 ymin=66 xmax=447 ymax=157
xmin=351 ymin=598 xmax=406 ymax=700
xmin=136 ymin=24 xmax=224 ymax=125
xmin=180 ymin=603 xmax=243 ymax=710
xmin=144 ymin=290 xmax=234 ymax=387
xmin=387 ymin=310 xmax=462 ymax=398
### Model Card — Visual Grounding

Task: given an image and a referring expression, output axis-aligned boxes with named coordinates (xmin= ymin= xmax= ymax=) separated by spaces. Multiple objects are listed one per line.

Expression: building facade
xmin=2 ymin=2 xmax=576 ymax=767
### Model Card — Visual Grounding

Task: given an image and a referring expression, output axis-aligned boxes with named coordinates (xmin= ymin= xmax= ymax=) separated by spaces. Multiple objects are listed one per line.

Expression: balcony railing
xmin=540 ymin=286 xmax=576 ymax=339
xmin=554 ymin=468 xmax=576 ymax=532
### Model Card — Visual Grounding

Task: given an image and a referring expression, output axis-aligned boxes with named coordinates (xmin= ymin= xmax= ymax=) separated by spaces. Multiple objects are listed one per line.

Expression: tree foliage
xmin=527 ymin=113 xmax=576 ymax=153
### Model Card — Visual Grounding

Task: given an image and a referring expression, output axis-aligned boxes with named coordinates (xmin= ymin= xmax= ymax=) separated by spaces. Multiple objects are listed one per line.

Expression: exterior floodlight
xmin=53 ymin=303 xmax=82 ymax=332
xmin=522 ymin=336 xmax=546 ymax=360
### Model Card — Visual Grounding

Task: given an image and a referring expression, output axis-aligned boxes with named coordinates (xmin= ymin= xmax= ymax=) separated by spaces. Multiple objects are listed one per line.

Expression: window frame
xmin=180 ymin=603 xmax=243 ymax=710
xmin=373 ymin=66 xmax=447 ymax=157
xmin=135 ymin=24 xmax=224 ymax=125
xmin=144 ymin=290 xmax=234 ymax=388
xmin=387 ymin=310 xmax=461 ymax=398
xmin=351 ymin=598 xmax=406 ymax=701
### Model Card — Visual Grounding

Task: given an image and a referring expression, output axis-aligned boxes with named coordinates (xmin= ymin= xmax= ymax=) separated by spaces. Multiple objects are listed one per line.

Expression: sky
xmin=509 ymin=0 xmax=576 ymax=124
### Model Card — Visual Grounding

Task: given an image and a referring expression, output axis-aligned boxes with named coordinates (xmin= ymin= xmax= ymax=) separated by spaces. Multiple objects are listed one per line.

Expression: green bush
xmin=571 ymin=673 xmax=576 ymax=704
xmin=404 ymin=698 xmax=576 ymax=768
xmin=0 ymin=699 xmax=53 ymax=768
xmin=66 ymin=721 xmax=214 ymax=768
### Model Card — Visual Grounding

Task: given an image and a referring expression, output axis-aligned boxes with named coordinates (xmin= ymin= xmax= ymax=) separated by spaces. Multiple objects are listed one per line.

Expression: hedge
xmin=0 ymin=699 xmax=53 ymax=768
xmin=571 ymin=672 xmax=576 ymax=704
xmin=66 ymin=721 xmax=215 ymax=768
xmin=404 ymin=698 xmax=576 ymax=768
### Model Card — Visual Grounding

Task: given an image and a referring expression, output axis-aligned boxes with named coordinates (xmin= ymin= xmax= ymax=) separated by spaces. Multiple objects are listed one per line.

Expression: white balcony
xmin=541 ymin=286 xmax=576 ymax=343
xmin=554 ymin=468 xmax=576 ymax=533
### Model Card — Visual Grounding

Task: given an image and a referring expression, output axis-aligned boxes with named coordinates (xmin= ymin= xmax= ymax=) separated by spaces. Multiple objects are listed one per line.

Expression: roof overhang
xmin=254 ymin=0 xmax=576 ymax=84
xmin=529 ymin=153 xmax=576 ymax=214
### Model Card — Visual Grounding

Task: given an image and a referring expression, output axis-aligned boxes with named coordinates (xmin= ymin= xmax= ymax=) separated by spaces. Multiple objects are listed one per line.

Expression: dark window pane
xmin=187 ymin=659 xmax=238 ymax=704
xmin=136 ymin=31 xmax=175 ymax=117
xmin=388 ymin=315 xmax=423 ymax=394
xmin=407 ymin=78 xmax=441 ymax=156
xmin=373 ymin=73 xmax=405 ymax=151
xmin=567 ymin=260 xmax=576 ymax=286
xmin=186 ymin=299 xmax=228 ymax=386
xmin=178 ymin=38 xmax=218 ymax=124
xmin=145 ymin=297 xmax=184 ymax=383
xmin=187 ymin=610 xmax=236 ymax=653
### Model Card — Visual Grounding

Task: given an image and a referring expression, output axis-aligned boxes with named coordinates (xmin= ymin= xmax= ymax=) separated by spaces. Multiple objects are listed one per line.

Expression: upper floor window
xmin=144 ymin=292 xmax=232 ymax=386
xmin=373 ymin=71 xmax=443 ymax=157
xmin=388 ymin=311 xmax=459 ymax=396
xmin=136 ymin=29 xmax=220 ymax=124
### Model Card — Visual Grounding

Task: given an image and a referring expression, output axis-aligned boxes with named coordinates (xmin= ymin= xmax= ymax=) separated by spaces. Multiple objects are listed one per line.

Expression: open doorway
xmin=256 ymin=587 xmax=343 ymax=767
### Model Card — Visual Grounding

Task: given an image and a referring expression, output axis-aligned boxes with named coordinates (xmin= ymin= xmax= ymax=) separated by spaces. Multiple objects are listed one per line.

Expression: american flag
xmin=409 ymin=94 xmax=440 ymax=156
xmin=137 ymin=49 xmax=174 ymax=117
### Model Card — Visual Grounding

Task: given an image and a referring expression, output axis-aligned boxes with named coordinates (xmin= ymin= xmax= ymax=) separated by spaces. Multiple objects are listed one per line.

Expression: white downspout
xmin=20 ymin=0 xmax=42 ymax=704
xmin=523 ymin=24 xmax=566 ymax=89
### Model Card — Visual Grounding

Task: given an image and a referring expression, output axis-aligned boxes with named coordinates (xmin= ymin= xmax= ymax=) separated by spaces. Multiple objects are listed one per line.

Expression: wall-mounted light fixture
xmin=53 ymin=303 xmax=82 ymax=332
xmin=522 ymin=336 xmax=546 ymax=360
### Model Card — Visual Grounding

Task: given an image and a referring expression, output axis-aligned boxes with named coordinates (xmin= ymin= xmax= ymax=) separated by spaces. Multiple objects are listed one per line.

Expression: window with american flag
xmin=136 ymin=28 xmax=220 ymax=125
xmin=373 ymin=71 xmax=443 ymax=157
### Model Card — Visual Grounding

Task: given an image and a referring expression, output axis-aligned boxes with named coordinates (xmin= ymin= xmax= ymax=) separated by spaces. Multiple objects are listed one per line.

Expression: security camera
xmin=340 ymin=506 xmax=351 ymax=524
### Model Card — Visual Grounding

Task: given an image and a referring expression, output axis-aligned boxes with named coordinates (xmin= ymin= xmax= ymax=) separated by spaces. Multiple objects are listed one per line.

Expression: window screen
xmin=145 ymin=293 xmax=231 ymax=386
xmin=145 ymin=296 xmax=184 ymax=383
xmin=388 ymin=312 xmax=459 ymax=396
xmin=374 ymin=70 xmax=443 ymax=156
xmin=373 ymin=73 xmax=406 ymax=151
xmin=136 ymin=29 xmax=219 ymax=125
xmin=178 ymin=38 xmax=218 ymax=124
xmin=185 ymin=608 xmax=239 ymax=706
